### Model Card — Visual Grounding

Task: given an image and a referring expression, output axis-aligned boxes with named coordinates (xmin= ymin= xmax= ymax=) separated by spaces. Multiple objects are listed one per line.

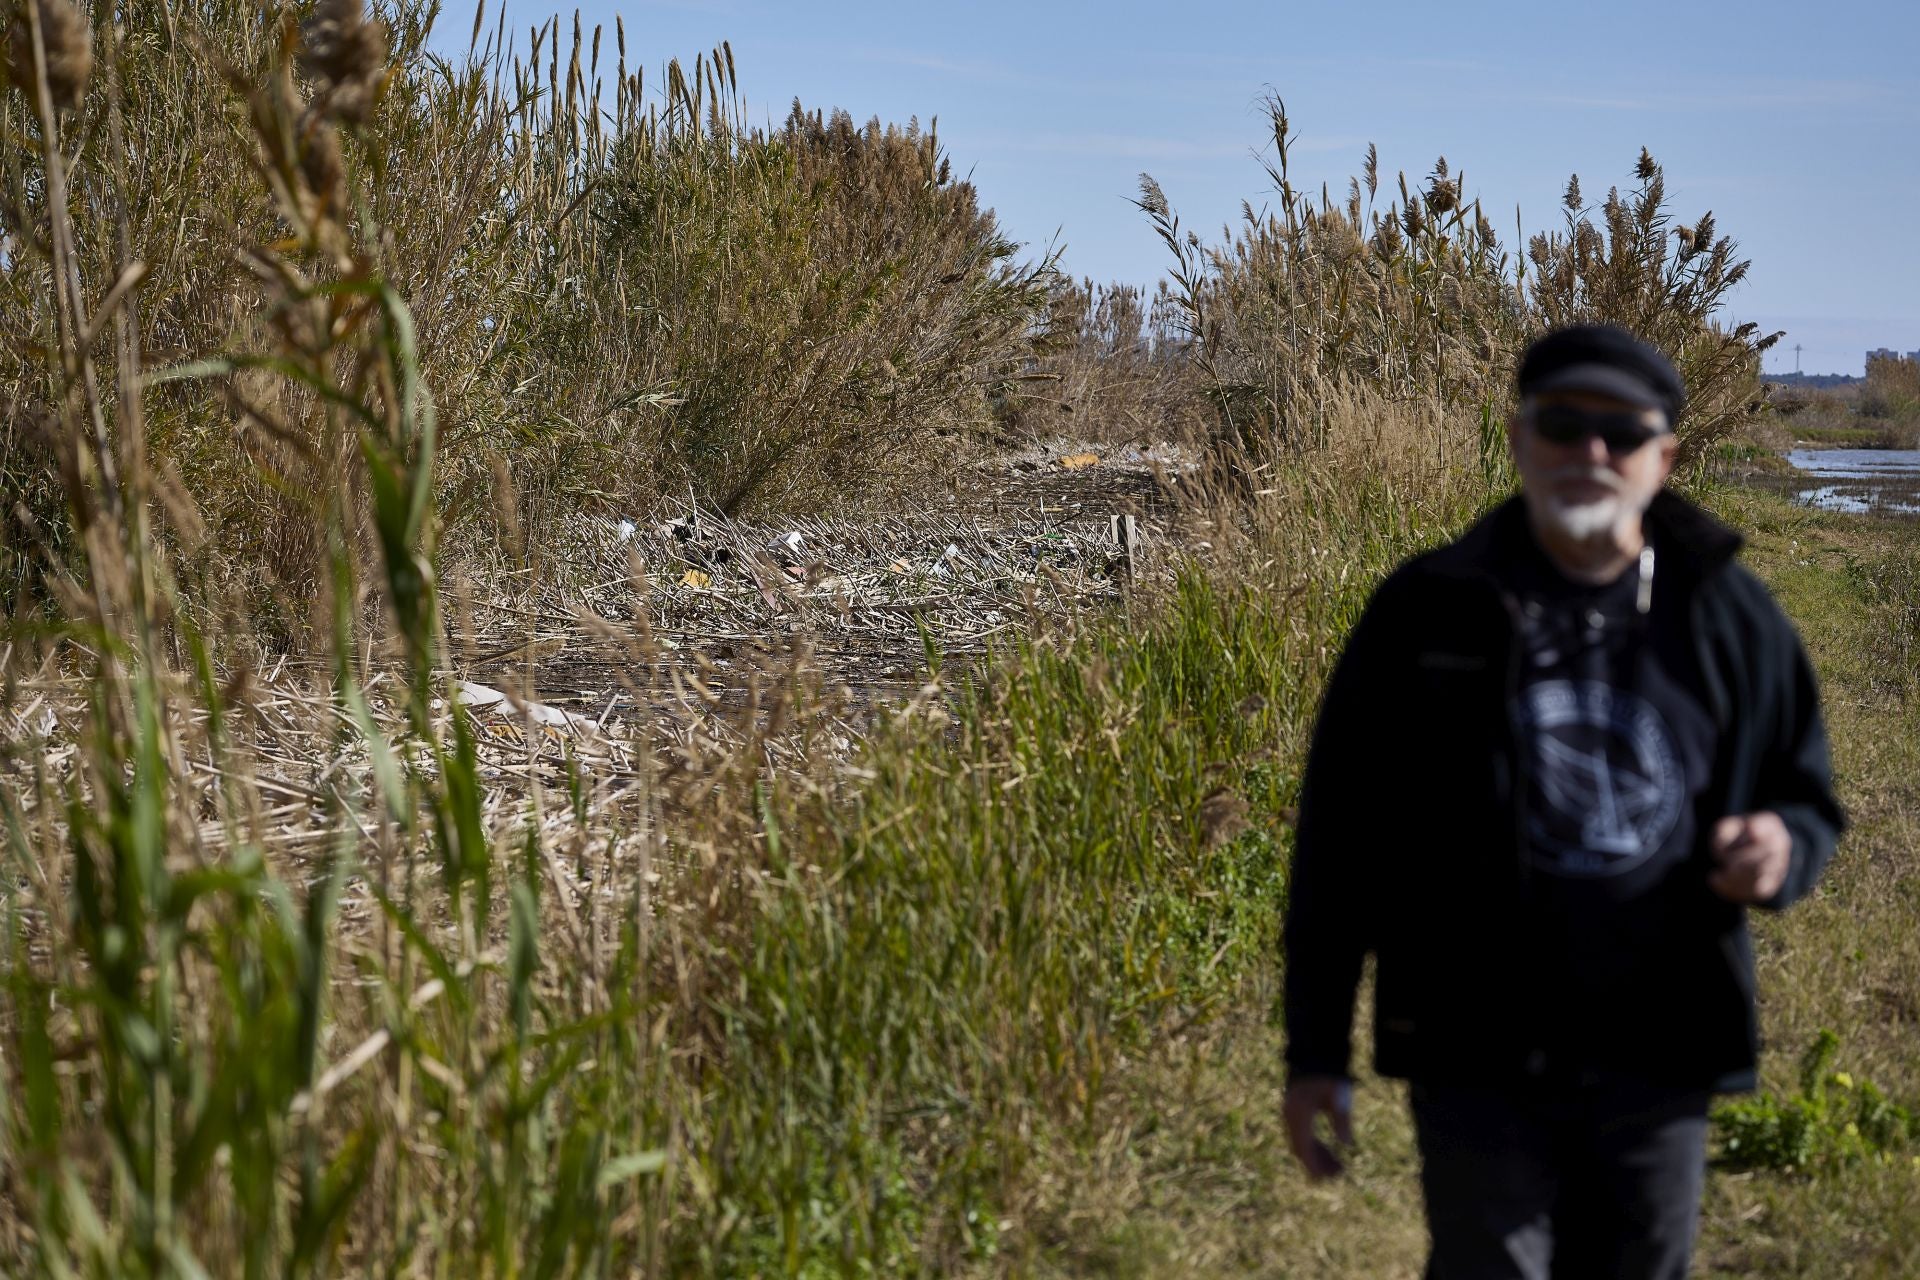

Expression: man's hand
xmin=1283 ymin=1075 xmax=1354 ymax=1180
xmin=1708 ymin=811 xmax=1792 ymax=904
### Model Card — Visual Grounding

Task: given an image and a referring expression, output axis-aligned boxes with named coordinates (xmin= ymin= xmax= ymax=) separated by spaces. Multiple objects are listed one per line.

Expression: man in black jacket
xmin=1280 ymin=325 xmax=1845 ymax=1280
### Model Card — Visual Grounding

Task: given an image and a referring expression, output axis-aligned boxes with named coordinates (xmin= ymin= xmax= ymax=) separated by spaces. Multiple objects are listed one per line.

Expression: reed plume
xmin=5 ymin=0 xmax=91 ymax=113
xmin=298 ymin=0 xmax=387 ymax=124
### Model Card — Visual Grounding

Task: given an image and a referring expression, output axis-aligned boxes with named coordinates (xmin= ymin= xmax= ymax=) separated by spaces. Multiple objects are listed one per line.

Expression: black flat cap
xmin=1517 ymin=324 xmax=1687 ymax=425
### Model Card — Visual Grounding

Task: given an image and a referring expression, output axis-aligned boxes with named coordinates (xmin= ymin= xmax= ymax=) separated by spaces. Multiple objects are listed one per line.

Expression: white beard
xmin=1539 ymin=493 xmax=1628 ymax=543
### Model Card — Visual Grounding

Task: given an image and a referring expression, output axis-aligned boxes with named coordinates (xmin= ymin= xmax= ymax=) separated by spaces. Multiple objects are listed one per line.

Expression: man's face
xmin=1510 ymin=390 xmax=1678 ymax=543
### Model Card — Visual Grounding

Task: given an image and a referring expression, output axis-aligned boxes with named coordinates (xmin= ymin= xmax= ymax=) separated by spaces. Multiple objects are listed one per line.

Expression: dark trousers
xmin=1411 ymin=1076 xmax=1712 ymax=1280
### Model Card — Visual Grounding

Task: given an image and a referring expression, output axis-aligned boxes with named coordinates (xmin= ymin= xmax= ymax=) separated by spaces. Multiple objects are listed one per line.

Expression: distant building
xmin=1865 ymin=347 xmax=1920 ymax=364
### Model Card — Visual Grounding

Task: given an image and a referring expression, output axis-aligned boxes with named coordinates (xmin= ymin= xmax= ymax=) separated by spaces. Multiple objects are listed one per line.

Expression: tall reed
xmin=1862 ymin=352 xmax=1920 ymax=423
xmin=1142 ymin=98 xmax=1777 ymax=468
xmin=997 ymin=276 xmax=1207 ymax=447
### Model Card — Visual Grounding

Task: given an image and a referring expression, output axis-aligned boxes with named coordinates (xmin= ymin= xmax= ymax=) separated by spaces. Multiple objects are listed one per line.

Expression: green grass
xmin=663 ymin=574 xmax=1321 ymax=1271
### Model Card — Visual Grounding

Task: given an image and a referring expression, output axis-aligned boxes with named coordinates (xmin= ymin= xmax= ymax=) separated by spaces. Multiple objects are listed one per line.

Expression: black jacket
xmin=1281 ymin=490 xmax=1845 ymax=1093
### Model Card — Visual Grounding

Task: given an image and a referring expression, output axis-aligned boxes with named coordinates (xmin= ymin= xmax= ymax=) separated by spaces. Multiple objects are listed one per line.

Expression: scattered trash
xmin=615 ymin=518 xmax=638 ymax=542
xmin=455 ymin=681 xmax=508 ymax=709
xmin=454 ymin=680 xmax=597 ymax=734
xmin=519 ymin=700 xmax=593 ymax=731
xmin=681 ymin=569 xmax=712 ymax=589
xmin=7 ymin=699 xmax=60 ymax=738
xmin=1058 ymin=452 xmax=1100 ymax=470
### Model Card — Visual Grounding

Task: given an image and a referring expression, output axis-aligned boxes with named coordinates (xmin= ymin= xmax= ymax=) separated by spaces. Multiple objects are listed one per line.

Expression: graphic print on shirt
xmin=1517 ymin=678 xmax=1684 ymax=877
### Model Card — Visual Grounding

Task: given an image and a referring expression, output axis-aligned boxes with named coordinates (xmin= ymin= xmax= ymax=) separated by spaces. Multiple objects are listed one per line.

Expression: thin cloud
xmin=972 ymin=132 xmax=1263 ymax=162
xmin=1289 ymin=134 xmax=1373 ymax=155
xmin=856 ymin=49 xmax=1006 ymax=77
xmin=843 ymin=46 xmax=1187 ymax=99
xmin=847 ymin=46 xmax=1050 ymax=87
xmin=1509 ymin=77 xmax=1912 ymax=114
xmin=1164 ymin=50 xmax=1491 ymax=76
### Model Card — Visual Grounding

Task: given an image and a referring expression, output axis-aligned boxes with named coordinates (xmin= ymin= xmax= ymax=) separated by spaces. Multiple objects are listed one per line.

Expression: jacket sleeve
xmin=1283 ymin=577 xmax=1403 ymax=1079
xmin=1750 ymin=589 xmax=1846 ymax=912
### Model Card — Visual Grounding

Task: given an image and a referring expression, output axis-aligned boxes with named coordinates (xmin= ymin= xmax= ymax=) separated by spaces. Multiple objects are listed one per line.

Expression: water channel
xmin=1786 ymin=448 xmax=1920 ymax=516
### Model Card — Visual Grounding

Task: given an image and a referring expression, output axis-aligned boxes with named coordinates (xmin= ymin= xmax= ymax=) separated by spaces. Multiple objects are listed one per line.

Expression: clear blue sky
xmin=453 ymin=0 xmax=1918 ymax=376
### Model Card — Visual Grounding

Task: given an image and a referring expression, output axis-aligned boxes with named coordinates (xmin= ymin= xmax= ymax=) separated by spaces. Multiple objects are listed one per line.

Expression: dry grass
xmin=996 ymin=277 xmax=1209 ymax=450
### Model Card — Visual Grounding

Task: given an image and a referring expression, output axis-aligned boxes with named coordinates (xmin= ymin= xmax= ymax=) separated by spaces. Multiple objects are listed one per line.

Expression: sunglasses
xmin=1528 ymin=404 xmax=1666 ymax=454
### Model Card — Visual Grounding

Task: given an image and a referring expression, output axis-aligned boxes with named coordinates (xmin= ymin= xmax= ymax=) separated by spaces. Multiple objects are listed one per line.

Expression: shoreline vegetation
xmin=3 ymin=1 xmax=1917 ymax=1274
xmin=1755 ymin=355 xmax=1920 ymax=454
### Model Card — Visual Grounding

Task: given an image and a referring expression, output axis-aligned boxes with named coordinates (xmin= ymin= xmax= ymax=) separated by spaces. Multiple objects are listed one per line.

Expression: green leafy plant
xmin=1713 ymin=1030 xmax=1920 ymax=1175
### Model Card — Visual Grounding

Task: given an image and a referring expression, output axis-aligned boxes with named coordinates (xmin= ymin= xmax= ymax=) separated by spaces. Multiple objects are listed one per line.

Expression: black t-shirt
xmin=1504 ymin=531 xmax=1718 ymax=1073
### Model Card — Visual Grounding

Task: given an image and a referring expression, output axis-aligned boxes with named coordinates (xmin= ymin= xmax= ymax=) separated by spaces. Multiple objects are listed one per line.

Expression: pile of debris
xmin=448 ymin=446 xmax=1199 ymax=736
